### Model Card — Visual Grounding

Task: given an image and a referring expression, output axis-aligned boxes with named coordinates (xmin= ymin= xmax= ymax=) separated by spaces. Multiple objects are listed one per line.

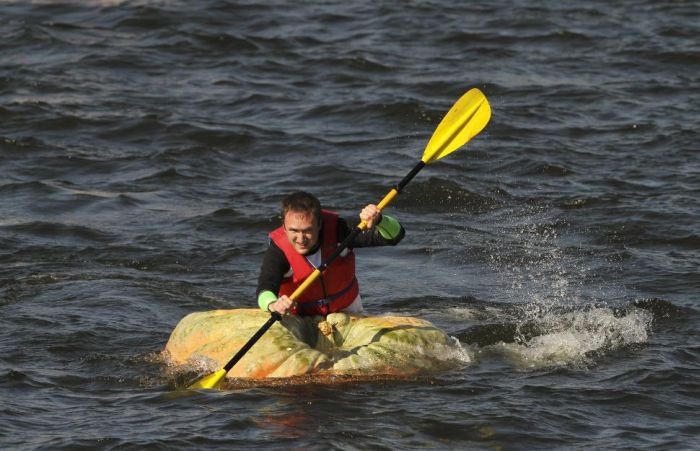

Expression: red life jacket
xmin=269 ymin=210 xmax=359 ymax=316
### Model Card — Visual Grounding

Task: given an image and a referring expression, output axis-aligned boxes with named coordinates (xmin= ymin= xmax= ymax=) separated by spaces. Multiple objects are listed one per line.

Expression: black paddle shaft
xmin=223 ymin=312 xmax=282 ymax=372
xmin=397 ymin=160 xmax=426 ymax=192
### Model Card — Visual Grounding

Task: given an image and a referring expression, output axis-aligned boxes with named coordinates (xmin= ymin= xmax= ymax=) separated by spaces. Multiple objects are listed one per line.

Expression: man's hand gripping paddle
xmin=187 ymin=88 xmax=491 ymax=390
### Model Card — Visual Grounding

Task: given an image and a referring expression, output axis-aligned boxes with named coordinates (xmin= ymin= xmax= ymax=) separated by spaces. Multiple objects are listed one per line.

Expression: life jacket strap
xmin=296 ymin=277 xmax=358 ymax=314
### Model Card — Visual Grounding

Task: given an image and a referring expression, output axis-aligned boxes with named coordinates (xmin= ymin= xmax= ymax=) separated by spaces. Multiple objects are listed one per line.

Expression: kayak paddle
xmin=187 ymin=87 xmax=491 ymax=390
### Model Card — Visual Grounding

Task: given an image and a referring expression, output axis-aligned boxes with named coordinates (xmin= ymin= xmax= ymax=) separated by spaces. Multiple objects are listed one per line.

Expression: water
xmin=1 ymin=0 xmax=698 ymax=449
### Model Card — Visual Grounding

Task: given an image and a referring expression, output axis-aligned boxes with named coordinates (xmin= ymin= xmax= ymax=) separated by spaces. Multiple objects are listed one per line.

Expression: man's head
xmin=281 ymin=191 xmax=322 ymax=255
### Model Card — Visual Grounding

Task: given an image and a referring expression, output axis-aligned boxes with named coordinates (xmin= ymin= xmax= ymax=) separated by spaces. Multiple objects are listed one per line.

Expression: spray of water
xmin=480 ymin=204 xmax=650 ymax=369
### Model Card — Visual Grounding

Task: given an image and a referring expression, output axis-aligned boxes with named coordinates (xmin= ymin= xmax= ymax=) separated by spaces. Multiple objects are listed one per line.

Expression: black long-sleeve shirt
xmin=256 ymin=215 xmax=405 ymax=298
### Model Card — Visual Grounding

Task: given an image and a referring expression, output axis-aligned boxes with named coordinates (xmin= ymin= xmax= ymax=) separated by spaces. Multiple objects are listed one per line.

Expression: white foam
xmin=496 ymin=307 xmax=652 ymax=369
xmin=445 ymin=306 xmax=481 ymax=319
xmin=443 ymin=336 xmax=474 ymax=364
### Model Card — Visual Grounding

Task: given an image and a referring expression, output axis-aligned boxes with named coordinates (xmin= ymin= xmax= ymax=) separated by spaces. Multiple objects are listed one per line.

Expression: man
xmin=257 ymin=191 xmax=405 ymax=316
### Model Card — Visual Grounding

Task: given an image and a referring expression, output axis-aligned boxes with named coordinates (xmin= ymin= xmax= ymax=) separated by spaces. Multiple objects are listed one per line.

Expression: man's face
xmin=283 ymin=210 xmax=320 ymax=255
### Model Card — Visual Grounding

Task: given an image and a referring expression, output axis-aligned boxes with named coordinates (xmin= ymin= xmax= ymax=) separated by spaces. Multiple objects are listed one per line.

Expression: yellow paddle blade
xmin=422 ymin=88 xmax=491 ymax=164
xmin=187 ymin=368 xmax=227 ymax=390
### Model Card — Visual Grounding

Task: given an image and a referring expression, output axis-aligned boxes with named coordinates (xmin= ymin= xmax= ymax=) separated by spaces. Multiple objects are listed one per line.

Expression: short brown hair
xmin=281 ymin=191 xmax=322 ymax=224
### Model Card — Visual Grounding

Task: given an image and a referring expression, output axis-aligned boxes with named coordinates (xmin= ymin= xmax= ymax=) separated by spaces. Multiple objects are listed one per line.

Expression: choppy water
xmin=1 ymin=0 xmax=698 ymax=449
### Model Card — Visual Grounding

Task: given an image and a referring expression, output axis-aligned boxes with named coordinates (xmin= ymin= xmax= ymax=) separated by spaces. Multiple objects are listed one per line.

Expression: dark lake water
xmin=1 ymin=0 xmax=698 ymax=449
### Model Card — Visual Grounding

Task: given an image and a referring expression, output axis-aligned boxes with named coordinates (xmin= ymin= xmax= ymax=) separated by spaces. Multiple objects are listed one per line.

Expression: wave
xmin=178 ymin=207 xmax=274 ymax=234
xmin=0 ymin=180 xmax=58 ymax=196
xmin=449 ymin=298 xmax=683 ymax=370
xmin=0 ymin=135 xmax=45 ymax=152
xmin=1 ymin=220 xmax=116 ymax=243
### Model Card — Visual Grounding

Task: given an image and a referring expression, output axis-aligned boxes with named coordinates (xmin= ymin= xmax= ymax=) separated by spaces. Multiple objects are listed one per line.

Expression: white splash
xmin=496 ymin=306 xmax=652 ymax=369
xmin=443 ymin=336 xmax=474 ymax=364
